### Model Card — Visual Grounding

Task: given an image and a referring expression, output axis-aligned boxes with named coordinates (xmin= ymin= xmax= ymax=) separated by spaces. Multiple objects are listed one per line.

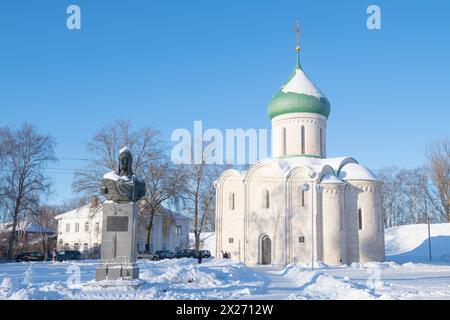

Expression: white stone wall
xmin=343 ymin=185 xmax=360 ymax=263
xmin=321 ymin=183 xmax=347 ymax=265
xmin=286 ymin=169 xmax=315 ymax=264
xmin=244 ymin=163 xmax=286 ymax=265
xmin=349 ymin=180 xmax=385 ymax=263
xmin=271 ymin=113 xmax=327 ymax=158
xmin=218 ymin=174 xmax=245 ymax=261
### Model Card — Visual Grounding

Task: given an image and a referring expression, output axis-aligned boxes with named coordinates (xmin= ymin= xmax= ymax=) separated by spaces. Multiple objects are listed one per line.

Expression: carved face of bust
xmin=119 ymin=150 xmax=133 ymax=177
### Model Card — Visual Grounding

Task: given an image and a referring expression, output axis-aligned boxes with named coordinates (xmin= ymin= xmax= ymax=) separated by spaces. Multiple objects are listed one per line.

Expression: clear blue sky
xmin=0 ymin=0 xmax=449 ymax=205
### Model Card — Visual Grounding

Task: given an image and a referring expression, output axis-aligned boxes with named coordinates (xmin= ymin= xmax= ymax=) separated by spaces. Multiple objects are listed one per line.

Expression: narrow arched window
xmin=301 ymin=190 xmax=305 ymax=207
xmin=301 ymin=126 xmax=305 ymax=155
xmin=229 ymin=192 xmax=235 ymax=211
xmin=320 ymin=128 xmax=323 ymax=156
xmin=282 ymin=127 xmax=287 ymax=156
xmin=263 ymin=189 xmax=270 ymax=209
xmin=358 ymin=208 xmax=363 ymax=230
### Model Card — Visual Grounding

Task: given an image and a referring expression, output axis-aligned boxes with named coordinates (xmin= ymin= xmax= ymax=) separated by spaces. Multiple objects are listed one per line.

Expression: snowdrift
xmin=385 ymin=223 xmax=450 ymax=264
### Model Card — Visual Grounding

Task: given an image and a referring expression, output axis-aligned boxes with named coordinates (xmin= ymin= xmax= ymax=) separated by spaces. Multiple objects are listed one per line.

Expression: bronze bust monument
xmin=100 ymin=147 xmax=146 ymax=202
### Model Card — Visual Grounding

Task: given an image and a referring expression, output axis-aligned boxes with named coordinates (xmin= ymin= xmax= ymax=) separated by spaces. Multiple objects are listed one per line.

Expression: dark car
xmin=175 ymin=249 xmax=197 ymax=259
xmin=153 ymin=250 xmax=175 ymax=260
xmin=54 ymin=250 xmax=81 ymax=261
xmin=16 ymin=252 xmax=46 ymax=262
xmin=198 ymin=250 xmax=211 ymax=258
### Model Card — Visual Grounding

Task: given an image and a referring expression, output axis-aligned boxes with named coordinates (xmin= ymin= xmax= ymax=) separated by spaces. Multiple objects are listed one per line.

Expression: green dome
xmin=268 ymin=58 xmax=331 ymax=120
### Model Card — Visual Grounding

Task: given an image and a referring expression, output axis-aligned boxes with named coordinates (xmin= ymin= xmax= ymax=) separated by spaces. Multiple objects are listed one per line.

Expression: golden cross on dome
xmin=295 ymin=20 xmax=301 ymax=54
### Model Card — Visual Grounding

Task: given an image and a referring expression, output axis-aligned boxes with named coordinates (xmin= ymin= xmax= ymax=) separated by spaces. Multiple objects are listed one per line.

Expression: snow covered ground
xmin=0 ymin=223 xmax=449 ymax=300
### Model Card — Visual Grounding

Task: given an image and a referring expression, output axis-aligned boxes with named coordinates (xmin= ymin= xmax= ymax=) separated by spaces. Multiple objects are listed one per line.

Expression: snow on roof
xmin=0 ymin=221 xmax=55 ymax=234
xmin=321 ymin=173 xmax=345 ymax=184
xmin=55 ymin=203 xmax=190 ymax=221
xmin=157 ymin=207 xmax=190 ymax=221
xmin=225 ymin=156 xmax=379 ymax=184
xmin=55 ymin=204 xmax=100 ymax=220
xmin=337 ymin=163 xmax=377 ymax=181
xmin=276 ymin=156 xmax=353 ymax=174
xmin=281 ymin=68 xmax=325 ymax=98
xmin=277 ymin=156 xmax=378 ymax=182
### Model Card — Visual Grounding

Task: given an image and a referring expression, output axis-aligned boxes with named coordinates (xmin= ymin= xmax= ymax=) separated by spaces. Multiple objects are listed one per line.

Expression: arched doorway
xmin=261 ymin=235 xmax=272 ymax=265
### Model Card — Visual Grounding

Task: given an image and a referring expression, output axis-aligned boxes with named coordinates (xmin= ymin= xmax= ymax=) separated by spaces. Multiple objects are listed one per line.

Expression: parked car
xmin=137 ymin=251 xmax=156 ymax=260
xmin=198 ymin=250 xmax=211 ymax=258
xmin=54 ymin=250 xmax=81 ymax=261
xmin=16 ymin=252 xmax=46 ymax=262
xmin=153 ymin=250 xmax=175 ymax=260
xmin=175 ymin=249 xmax=197 ymax=259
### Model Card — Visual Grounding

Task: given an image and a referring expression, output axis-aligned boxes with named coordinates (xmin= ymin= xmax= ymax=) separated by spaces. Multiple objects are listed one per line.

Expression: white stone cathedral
xmin=215 ymin=34 xmax=385 ymax=266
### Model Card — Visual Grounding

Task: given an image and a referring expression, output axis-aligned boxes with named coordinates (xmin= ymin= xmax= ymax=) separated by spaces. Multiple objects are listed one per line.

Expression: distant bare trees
xmin=425 ymin=138 xmax=450 ymax=222
xmin=72 ymin=120 xmax=187 ymax=252
xmin=72 ymin=120 xmax=165 ymax=196
xmin=0 ymin=124 xmax=56 ymax=260
xmin=377 ymin=137 xmax=450 ymax=227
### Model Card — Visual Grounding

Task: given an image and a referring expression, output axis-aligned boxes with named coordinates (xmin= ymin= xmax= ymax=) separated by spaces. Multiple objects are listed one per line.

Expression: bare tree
xmin=425 ymin=138 xmax=450 ymax=222
xmin=0 ymin=124 xmax=56 ymax=260
xmin=141 ymin=162 xmax=187 ymax=252
xmin=72 ymin=120 xmax=188 ymax=252
xmin=183 ymin=149 xmax=225 ymax=251
xmin=72 ymin=119 xmax=165 ymax=196
xmin=31 ymin=205 xmax=58 ymax=260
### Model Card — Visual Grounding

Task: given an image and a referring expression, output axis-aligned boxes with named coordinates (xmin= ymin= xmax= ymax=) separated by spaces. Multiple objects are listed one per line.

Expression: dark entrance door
xmin=261 ymin=235 xmax=272 ymax=265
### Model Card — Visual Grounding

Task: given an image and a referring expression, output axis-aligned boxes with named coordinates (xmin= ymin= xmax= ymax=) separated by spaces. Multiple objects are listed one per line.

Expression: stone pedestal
xmin=95 ymin=202 xmax=139 ymax=281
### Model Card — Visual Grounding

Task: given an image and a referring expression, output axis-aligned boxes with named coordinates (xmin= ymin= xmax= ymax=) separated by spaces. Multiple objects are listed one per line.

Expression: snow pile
xmin=0 ymin=258 xmax=263 ymax=300
xmin=281 ymin=264 xmax=390 ymax=300
xmin=141 ymin=259 xmax=224 ymax=288
xmin=385 ymin=223 xmax=450 ymax=263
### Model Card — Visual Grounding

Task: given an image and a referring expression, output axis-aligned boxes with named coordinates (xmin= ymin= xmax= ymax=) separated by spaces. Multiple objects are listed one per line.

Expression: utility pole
xmin=427 ymin=217 xmax=432 ymax=261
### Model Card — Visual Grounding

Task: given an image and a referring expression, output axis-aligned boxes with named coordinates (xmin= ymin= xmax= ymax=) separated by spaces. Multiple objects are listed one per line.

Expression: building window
xmin=84 ymin=222 xmax=89 ymax=232
xmin=64 ymin=243 xmax=69 ymax=250
xmin=175 ymin=226 xmax=182 ymax=235
xmin=229 ymin=238 xmax=234 ymax=244
xmin=83 ymin=243 xmax=88 ymax=251
xmin=75 ymin=223 xmax=80 ymax=233
xmin=282 ymin=127 xmax=287 ymax=156
xmin=95 ymin=222 xmax=100 ymax=232
xmin=301 ymin=190 xmax=305 ymax=207
xmin=74 ymin=243 xmax=79 ymax=251
xmin=229 ymin=192 xmax=235 ymax=211
xmin=301 ymin=126 xmax=305 ymax=155
xmin=358 ymin=209 xmax=363 ymax=230
xmin=65 ymin=223 xmax=70 ymax=233
xmin=320 ymin=128 xmax=323 ymax=156
xmin=263 ymin=189 xmax=270 ymax=209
